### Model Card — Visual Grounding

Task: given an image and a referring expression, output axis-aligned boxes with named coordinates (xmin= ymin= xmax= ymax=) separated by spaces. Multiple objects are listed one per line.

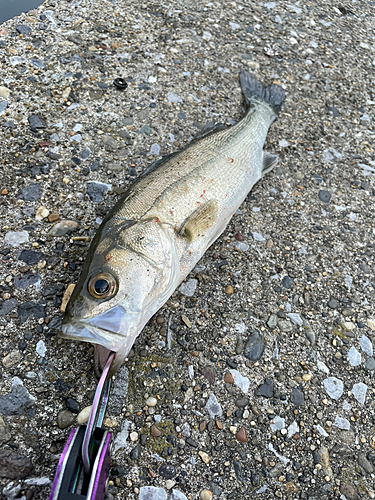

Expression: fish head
xmin=60 ymin=218 xmax=178 ymax=377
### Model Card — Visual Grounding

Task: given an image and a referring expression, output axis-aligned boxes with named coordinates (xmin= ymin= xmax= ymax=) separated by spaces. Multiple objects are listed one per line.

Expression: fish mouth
xmin=60 ymin=304 xmax=138 ymax=377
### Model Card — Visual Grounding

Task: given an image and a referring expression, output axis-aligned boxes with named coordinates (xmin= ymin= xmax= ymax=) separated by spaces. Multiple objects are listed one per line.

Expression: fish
xmin=60 ymin=70 xmax=285 ymax=377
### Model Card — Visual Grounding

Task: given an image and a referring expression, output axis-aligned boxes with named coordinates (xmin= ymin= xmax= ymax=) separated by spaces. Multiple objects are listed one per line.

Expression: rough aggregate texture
xmin=0 ymin=0 xmax=375 ymax=499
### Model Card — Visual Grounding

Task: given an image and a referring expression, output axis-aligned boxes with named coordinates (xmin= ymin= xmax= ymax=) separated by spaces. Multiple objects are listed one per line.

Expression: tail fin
xmin=239 ymin=70 xmax=285 ymax=114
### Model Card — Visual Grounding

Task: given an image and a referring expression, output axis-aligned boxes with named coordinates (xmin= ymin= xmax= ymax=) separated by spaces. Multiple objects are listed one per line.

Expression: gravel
xmin=1 ymin=0 xmax=375 ymax=499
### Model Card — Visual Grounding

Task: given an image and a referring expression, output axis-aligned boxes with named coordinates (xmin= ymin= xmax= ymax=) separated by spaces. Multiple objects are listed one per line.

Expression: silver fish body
xmin=60 ymin=71 xmax=285 ymax=377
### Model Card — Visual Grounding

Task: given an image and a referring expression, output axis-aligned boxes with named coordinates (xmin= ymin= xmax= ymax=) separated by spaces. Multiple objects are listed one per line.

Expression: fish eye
xmin=88 ymin=272 xmax=117 ymax=299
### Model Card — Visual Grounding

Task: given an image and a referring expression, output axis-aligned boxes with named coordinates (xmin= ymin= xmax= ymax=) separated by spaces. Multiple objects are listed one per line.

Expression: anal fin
xmin=262 ymin=151 xmax=278 ymax=177
xmin=179 ymin=200 xmax=218 ymax=241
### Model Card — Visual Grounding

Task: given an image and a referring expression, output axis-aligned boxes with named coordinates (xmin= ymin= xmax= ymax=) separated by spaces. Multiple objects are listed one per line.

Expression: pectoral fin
xmin=262 ymin=151 xmax=278 ymax=176
xmin=179 ymin=200 xmax=218 ymax=241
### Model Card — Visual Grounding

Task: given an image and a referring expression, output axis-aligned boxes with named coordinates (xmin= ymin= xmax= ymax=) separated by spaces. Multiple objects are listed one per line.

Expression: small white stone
xmin=165 ymin=480 xmax=175 ymax=490
xmin=36 ymin=340 xmax=46 ymax=357
xmin=171 ymin=490 xmax=188 ymax=500
xmin=360 ymin=335 xmax=373 ymax=356
xmin=4 ymin=231 xmax=29 ymax=247
xmin=347 ymin=346 xmax=361 ymax=367
xmin=368 ymin=319 xmax=375 ymax=331
xmin=270 ymin=416 xmax=286 ymax=432
xmin=323 ymin=377 xmax=343 ymax=400
xmin=315 ymin=425 xmax=329 ymax=437
xmin=286 ymin=313 xmax=303 ymax=326
xmin=229 ymin=369 xmax=250 ymax=394
xmin=77 ymin=406 xmax=92 ymax=424
xmin=287 ymin=420 xmax=299 ymax=438
xmin=333 ymin=416 xmax=350 ymax=430
xmin=317 ymin=360 xmax=330 ymax=374
xmin=351 ymin=382 xmax=367 ymax=404
xmin=130 ymin=431 xmax=138 ymax=442
xmin=253 ymin=232 xmax=265 ymax=242
xmin=35 ymin=206 xmax=49 ymax=221
xmin=200 ymin=489 xmax=213 ymax=500
xmin=145 ymin=397 xmax=157 ymax=407
xmin=179 ymin=278 xmax=198 ymax=297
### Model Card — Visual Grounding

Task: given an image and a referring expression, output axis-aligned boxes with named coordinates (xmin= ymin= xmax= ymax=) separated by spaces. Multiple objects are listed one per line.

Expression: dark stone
xmin=80 ymin=148 xmax=91 ymax=160
xmin=207 ymin=482 xmax=222 ymax=497
xmin=258 ymin=379 xmax=273 ymax=398
xmin=3 ymin=120 xmax=15 ymax=129
xmin=0 ymin=379 xmax=34 ymax=416
xmin=357 ymin=453 xmax=374 ymax=474
xmin=0 ymin=298 xmax=18 ymax=317
xmin=233 ymin=461 xmax=243 ymax=483
xmin=87 ymin=181 xmax=110 ymax=202
xmin=159 ymin=464 xmax=176 ymax=479
xmin=139 ymin=125 xmax=153 ymax=136
xmin=19 ymin=250 xmax=45 ymax=265
xmin=226 ymin=359 xmax=238 ymax=369
xmin=0 ymin=449 xmax=34 ymax=479
xmin=365 ymin=357 xmax=375 ymax=371
xmin=312 ymin=174 xmax=323 ymax=184
xmin=65 ymin=398 xmax=80 ymax=414
xmin=140 ymin=434 xmax=147 ymax=446
xmin=290 ymin=388 xmax=304 ymax=406
xmin=318 ymin=190 xmax=331 ymax=203
xmin=328 ymin=106 xmax=340 ymax=117
xmin=30 ymin=59 xmax=45 ymax=69
xmin=13 ymin=273 xmax=40 ymax=290
xmin=244 ymin=329 xmax=265 ymax=361
xmin=235 ymin=398 xmax=249 ymax=408
xmin=17 ymin=183 xmax=42 ymax=202
xmin=328 ymin=298 xmax=338 ymax=309
xmin=16 ymin=25 xmax=32 ymax=35
xmin=178 ymin=112 xmax=186 ymax=119
xmin=28 ymin=114 xmax=45 ymax=131
xmin=18 ymin=301 xmax=45 ymax=324
xmin=18 ymin=339 xmax=27 ymax=351
xmin=129 ymin=445 xmax=140 ymax=460
xmin=185 ymin=437 xmax=198 ymax=448
xmin=281 ymin=276 xmax=294 ymax=289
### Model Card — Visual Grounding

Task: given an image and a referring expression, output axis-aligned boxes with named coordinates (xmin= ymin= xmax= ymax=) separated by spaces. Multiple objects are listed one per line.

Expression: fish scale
xmin=60 ymin=71 xmax=285 ymax=377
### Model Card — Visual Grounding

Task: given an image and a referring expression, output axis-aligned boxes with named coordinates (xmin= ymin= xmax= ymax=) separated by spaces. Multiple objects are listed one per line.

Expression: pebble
xmin=35 ymin=206 xmax=50 ymax=221
xmin=290 ymin=388 xmax=304 ymax=406
xmin=129 ymin=445 xmax=140 ymax=460
xmin=258 ymin=379 xmax=273 ymax=398
xmin=347 ymin=346 xmax=361 ymax=367
xmin=0 ymin=299 xmax=18 ymax=317
xmin=4 ymin=231 xmax=29 ymax=247
xmin=199 ymin=489 xmax=213 ymax=500
xmin=77 ymin=406 xmax=92 ymax=424
xmin=318 ymin=190 xmax=331 ymax=203
xmin=333 ymin=416 xmax=350 ymax=430
xmin=48 ymin=220 xmax=79 ymax=236
xmin=287 ymin=421 xmax=300 ymax=438
xmin=36 ymin=340 xmax=46 ymax=357
xmin=87 ymin=181 xmax=111 ymax=202
xmin=145 ymin=397 xmax=157 ymax=407
xmin=225 ymin=285 xmax=234 ymax=294
xmin=267 ymin=314 xmax=277 ymax=328
xmin=179 ymin=278 xmax=198 ymax=297
xmin=286 ymin=313 xmax=303 ymax=326
xmin=150 ymin=425 xmax=162 ymax=437
xmin=0 ymin=377 xmax=35 ymax=416
xmin=2 ymin=351 xmax=21 ymax=369
xmin=66 ymin=398 xmax=80 ymax=414
xmin=0 ymin=449 xmax=34 ymax=479
xmin=0 ymin=86 xmax=10 ymax=99
xmin=357 ymin=453 xmax=374 ymax=474
xmin=323 ymin=377 xmax=343 ymax=400
xmin=57 ymin=410 xmax=75 ymax=429
xmin=28 ymin=114 xmax=45 ymax=131
xmin=224 ymin=371 xmax=234 ymax=384
xmin=159 ymin=464 xmax=176 ymax=479
xmin=243 ymin=329 xmax=265 ymax=361
xmin=365 ymin=357 xmax=375 ymax=371
xmin=281 ymin=276 xmax=294 ymax=289
xmin=198 ymin=451 xmax=210 ymax=464
xmin=351 ymin=382 xmax=367 ymax=404
xmin=229 ymin=369 xmax=250 ymax=393
xmin=112 ymin=420 xmax=130 ymax=454
xmin=367 ymin=319 xmax=375 ymax=331
xmin=253 ymin=232 xmax=265 ymax=242
xmin=270 ymin=416 xmax=285 ymax=432
xmin=339 ymin=483 xmax=359 ymax=500
xmin=139 ymin=486 xmax=167 ymax=500
xmin=170 ymin=490 xmax=188 ymax=500
xmin=181 ymin=314 xmax=191 ymax=328
xmin=19 ymin=250 xmax=45 ymax=265
xmin=328 ymin=298 xmax=338 ymax=309
xmin=205 ymin=394 xmax=222 ymax=418
xmin=360 ymin=335 xmax=373 ymax=356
